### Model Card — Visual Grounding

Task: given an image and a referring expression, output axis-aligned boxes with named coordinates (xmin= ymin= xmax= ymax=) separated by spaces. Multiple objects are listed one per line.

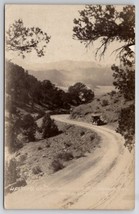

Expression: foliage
xmin=6 ymin=117 xmax=23 ymax=153
xmin=73 ymin=5 xmax=135 ymax=58
xmin=56 ymin=152 xmax=74 ymax=161
xmin=41 ymin=113 xmax=59 ymax=138
xmin=117 ymin=104 xmax=135 ymax=151
xmin=68 ymin=82 xmax=94 ymax=105
xmin=6 ymin=113 xmax=37 ymax=153
xmin=51 ymin=159 xmax=65 ymax=172
xmin=6 ymin=61 xmax=38 ymax=106
xmin=112 ymin=49 xmax=135 ymax=149
xmin=32 ymin=165 xmax=42 ymax=175
xmin=112 ymin=49 xmax=135 ymax=101
xmin=21 ymin=114 xmax=37 ymax=141
xmin=6 ymin=61 xmax=94 ymax=112
xmin=73 ymin=5 xmax=135 ymax=150
xmin=6 ymin=19 xmax=50 ymax=58
xmin=40 ymin=80 xmax=69 ymax=109
xmin=101 ymin=99 xmax=109 ymax=107
xmin=110 ymin=90 xmax=117 ymax=97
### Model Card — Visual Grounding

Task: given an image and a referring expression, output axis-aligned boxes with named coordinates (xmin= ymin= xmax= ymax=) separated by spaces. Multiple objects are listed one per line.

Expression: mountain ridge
xmin=27 ymin=60 xmax=114 ymax=89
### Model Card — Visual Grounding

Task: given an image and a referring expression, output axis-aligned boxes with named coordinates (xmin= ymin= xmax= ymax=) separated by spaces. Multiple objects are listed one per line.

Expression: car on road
xmin=91 ymin=113 xmax=107 ymax=126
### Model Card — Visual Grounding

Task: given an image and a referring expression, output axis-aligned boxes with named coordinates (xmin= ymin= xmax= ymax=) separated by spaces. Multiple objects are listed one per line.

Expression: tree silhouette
xmin=6 ymin=19 xmax=51 ymax=58
xmin=68 ymin=82 xmax=94 ymax=105
xmin=73 ymin=5 xmax=135 ymax=150
xmin=73 ymin=5 xmax=135 ymax=58
xmin=41 ymin=113 xmax=59 ymax=138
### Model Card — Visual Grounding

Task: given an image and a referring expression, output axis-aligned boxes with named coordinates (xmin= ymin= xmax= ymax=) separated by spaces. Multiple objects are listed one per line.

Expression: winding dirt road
xmin=5 ymin=115 xmax=134 ymax=209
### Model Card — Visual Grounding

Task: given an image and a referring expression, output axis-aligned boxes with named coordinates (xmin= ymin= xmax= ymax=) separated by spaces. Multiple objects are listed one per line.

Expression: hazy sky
xmin=5 ymin=5 xmax=126 ymax=66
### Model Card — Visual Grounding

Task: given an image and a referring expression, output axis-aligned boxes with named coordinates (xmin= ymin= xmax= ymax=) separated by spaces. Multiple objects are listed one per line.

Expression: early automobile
xmin=91 ymin=113 xmax=107 ymax=126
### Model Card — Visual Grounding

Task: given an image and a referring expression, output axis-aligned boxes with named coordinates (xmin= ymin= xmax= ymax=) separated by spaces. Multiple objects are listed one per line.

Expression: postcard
xmin=4 ymin=4 xmax=135 ymax=209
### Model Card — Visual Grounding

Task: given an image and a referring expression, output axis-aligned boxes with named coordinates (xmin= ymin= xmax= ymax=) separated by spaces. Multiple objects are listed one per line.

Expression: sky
xmin=5 ymin=4 xmax=129 ymax=67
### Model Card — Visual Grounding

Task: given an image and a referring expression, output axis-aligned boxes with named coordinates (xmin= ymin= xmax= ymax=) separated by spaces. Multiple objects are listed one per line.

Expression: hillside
xmin=70 ymin=91 xmax=133 ymax=126
xmin=5 ymin=61 xmax=96 ymax=117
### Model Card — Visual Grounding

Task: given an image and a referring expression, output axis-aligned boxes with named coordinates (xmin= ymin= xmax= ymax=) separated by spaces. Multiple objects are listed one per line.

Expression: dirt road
xmin=5 ymin=114 xmax=134 ymax=209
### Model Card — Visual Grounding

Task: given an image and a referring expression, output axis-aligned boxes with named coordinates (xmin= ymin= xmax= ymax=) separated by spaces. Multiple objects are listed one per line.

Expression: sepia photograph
xmin=4 ymin=4 xmax=135 ymax=209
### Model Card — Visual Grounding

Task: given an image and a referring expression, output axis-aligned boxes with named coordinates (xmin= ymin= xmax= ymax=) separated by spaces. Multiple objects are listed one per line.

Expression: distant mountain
xmin=27 ymin=60 xmax=114 ymax=90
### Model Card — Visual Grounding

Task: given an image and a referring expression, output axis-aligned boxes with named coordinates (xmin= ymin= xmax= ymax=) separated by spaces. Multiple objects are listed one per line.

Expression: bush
xmin=32 ymin=165 xmax=42 ymax=174
xmin=51 ymin=159 xmax=64 ymax=172
xmin=38 ymin=146 xmax=42 ymax=150
xmin=110 ymin=90 xmax=116 ymax=96
xmin=117 ymin=104 xmax=135 ymax=151
xmin=21 ymin=114 xmax=37 ymax=141
xmin=64 ymin=141 xmax=72 ymax=147
xmin=75 ymin=151 xmax=86 ymax=159
xmin=114 ymin=99 xmax=119 ymax=103
xmin=56 ymin=151 xmax=73 ymax=161
xmin=101 ymin=99 xmax=109 ymax=107
xmin=80 ymin=131 xmax=85 ymax=136
xmin=18 ymin=153 xmax=27 ymax=165
xmin=35 ymin=110 xmax=45 ymax=120
xmin=41 ymin=113 xmax=59 ymax=138
xmin=6 ymin=119 xmax=23 ymax=153
xmin=90 ymin=134 xmax=95 ymax=141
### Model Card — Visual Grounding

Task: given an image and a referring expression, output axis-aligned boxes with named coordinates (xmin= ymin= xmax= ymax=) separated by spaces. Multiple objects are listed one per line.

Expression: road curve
xmin=5 ymin=114 xmax=134 ymax=209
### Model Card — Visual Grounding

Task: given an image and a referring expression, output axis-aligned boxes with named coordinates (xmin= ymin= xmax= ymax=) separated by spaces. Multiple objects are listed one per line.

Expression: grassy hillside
xmin=70 ymin=91 xmax=133 ymax=126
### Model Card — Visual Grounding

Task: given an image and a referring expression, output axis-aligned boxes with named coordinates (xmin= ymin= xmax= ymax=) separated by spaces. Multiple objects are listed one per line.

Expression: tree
xmin=6 ymin=19 xmax=51 ymax=58
xmin=41 ymin=113 xmax=59 ymax=138
xmin=68 ymin=82 xmax=94 ymax=105
xmin=73 ymin=5 xmax=135 ymax=150
xmin=73 ymin=5 xmax=135 ymax=58
xmin=111 ymin=48 xmax=135 ymax=151
xmin=117 ymin=104 xmax=135 ymax=151
xmin=112 ymin=48 xmax=135 ymax=101
xmin=21 ymin=114 xmax=37 ymax=141
xmin=6 ymin=117 xmax=23 ymax=153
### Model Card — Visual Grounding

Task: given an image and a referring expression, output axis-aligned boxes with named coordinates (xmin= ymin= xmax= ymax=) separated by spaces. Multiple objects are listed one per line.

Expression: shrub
xmin=35 ymin=110 xmax=45 ymax=120
xmin=110 ymin=90 xmax=116 ymax=96
xmin=80 ymin=131 xmax=85 ymax=136
xmin=90 ymin=134 xmax=95 ymax=141
xmin=18 ymin=153 xmax=27 ymax=165
xmin=51 ymin=159 xmax=64 ymax=172
xmin=101 ymin=99 xmax=109 ymax=107
xmin=56 ymin=151 xmax=73 ymax=161
xmin=114 ymin=99 xmax=119 ymax=103
xmin=41 ymin=113 xmax=59 ymax=138
xmin=32 ymin=165 xmax=42 ymax=174
xmin=117 ymin=104 xmax=135 ymax=151
xmin=64 ymin=141 xmax=72 ymax=147
xmin=6 ymin=119 xmax=23 ymax=153
xmin=46 ymin=142 xmax=50 ymax=148
xmin=38 ymin=146 xmax=42 ymax=150
xmin=37 ymin=126 xmax=43 ymax=133
xmin=75 ymin=151 xmax=86 ymax=159
xmin=21 ymin=114 xmax=37 ymax=141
